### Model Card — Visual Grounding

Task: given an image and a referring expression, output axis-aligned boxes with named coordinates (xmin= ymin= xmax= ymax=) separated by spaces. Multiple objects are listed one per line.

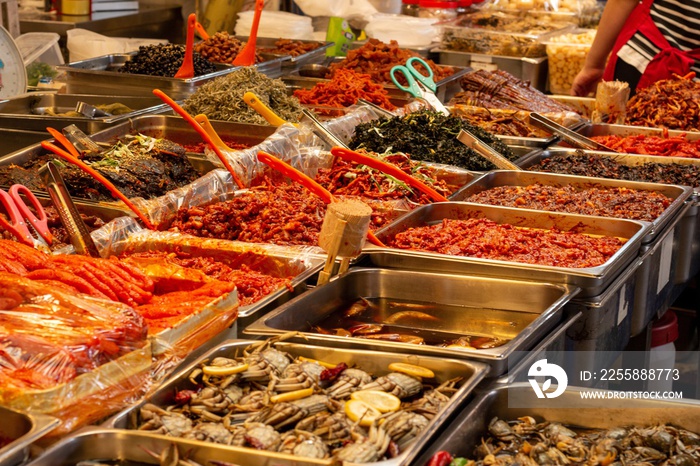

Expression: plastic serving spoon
xmin=257 ymin=150 xmax=386 ymax=247
xmin=195 ymin=21 xmax=210 ymax=41
xmin=243 ymin=91 xmax=291 ymax=127
xmin=174 ymin=13 xmax=197 ymax=79
xmin=331 ymin=147 xmax=449 ymax=202
xmin=233 ymin=0 xmax=264 ymax=66
xmin=153 ymin=89 xmax=245 ymax=189
xmin=195 ymin=114 xmax=231 ymax=152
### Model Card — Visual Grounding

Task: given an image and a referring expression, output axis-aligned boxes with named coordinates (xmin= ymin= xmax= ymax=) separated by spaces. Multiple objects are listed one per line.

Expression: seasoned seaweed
xmin=349 ymin=110 xmax=517 ymax=171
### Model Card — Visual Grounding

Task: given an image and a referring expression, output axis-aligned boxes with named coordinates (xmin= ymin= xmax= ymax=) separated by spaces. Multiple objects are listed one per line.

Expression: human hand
xmin=571 ymin=67 xmax=604 ymax=96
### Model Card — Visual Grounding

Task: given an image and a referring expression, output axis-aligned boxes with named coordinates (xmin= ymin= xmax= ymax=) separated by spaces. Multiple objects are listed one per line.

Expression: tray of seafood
xmin=366 ymin=202 xmax=650 ymax=298
xmin=23 ymin=428 xmax=336 ymax=466
xmin=450 ymin=170 xmax=693 ymax=244
xmin=518 ymin=148 xmax=700 ymax=285
xmin=105 ymin=338 xmax=489 ymax=465
xmin=57 ymin=52 xmax=289 ymax=99
xmin=244 ymin=267 xmax=578 ymax=376
xmin=415 ymin=383 xmax=700 ymax=466
xmin=0 ymin=93 xmax=170 ymax=134
xmin=106 ymin=231 xmax=325 ymax=351
xmin=0 ymin=407 xmax=58 ymax=466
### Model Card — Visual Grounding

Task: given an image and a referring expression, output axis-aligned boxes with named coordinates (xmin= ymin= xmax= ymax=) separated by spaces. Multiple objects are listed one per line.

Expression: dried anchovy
xmin=451 ymin=69 xmax=577 ymax=113
xmin=531 ymin=151 xmax=700 ymax=187
xmin=626 ymin=73 xmax=700 ymax=131
xmin=349 ymin=110 xmax=517 ymax=171
xmin=119 ymin=44 xmax=216 ymax=77
xmin=182 ymin=67 xmax=303 ymax=124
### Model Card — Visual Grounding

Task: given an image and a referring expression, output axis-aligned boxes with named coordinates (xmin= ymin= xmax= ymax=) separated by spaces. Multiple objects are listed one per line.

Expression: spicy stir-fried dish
xmin=591 ymin=132 xmax=700 ymax=158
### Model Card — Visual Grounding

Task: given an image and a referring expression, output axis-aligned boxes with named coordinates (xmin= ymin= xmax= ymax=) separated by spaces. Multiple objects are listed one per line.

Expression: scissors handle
xmin=0 ymin=189 xmax=34 ymax=246
xmin=390 ymin=65 xmax=423 ymax=98
xmin=9 ymin=185 xmax=53 ymax=244
xmin=406 ymin=57 xmax=436 ymax=93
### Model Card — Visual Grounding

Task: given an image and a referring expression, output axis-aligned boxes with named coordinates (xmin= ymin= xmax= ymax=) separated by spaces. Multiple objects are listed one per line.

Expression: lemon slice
xmin=297 ymin=356 xmax=337 ymax=369
xmin=270 ymin=387 xmax=314 ymax=403
xmin=388 ymin=362 xmax=435 ymax=379
xmin=202 ymin=363 xmax=249 ymax=376
xmin=350 ymin=390 xmax=401 ymax=413
xmin=345 ymin=399 xmax=382 ymax=426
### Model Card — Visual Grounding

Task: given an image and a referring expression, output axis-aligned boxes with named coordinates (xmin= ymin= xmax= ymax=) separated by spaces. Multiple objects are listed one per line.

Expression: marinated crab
xmin=278 ymin=430 xmax=330 ymax=458
xmin=360 ymin=372 xmax=423 ymax=399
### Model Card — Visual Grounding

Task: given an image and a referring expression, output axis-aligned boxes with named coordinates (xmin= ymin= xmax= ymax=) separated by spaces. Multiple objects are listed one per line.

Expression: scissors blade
xmin=420 ymin=90 xmax=450 ymax=116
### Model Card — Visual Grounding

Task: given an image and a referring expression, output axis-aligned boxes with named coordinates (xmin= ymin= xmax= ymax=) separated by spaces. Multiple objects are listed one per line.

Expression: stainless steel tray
xmin=367 ymin=202 xmax=650 ymax=298
xmin=435 ymin=49 xmax=548 ymax=92
xmin=244 ymin=36 xmax=334 ymax=68
xmin=414 ymin=383 xmax=700 ymax=465
xmin=23 ymin=427 xmax=333 ymax=466
xmin=291 ymin=62 xmax=468 ymax=104
xmin=0 ymin=93 xmax=170 ymax=134
xmin=58 ymin=52 xmax=289 ymax=99
xmin=576 ymin=122 xmax=700 ymax=140
xmin=105 ymin=340 xmax=489 ymax=466
xmin=450 ymin=169 xmax=693 ymax=244
xmin=0 ymin=407 xmax=58 ymax=466
xmin=244 ymin=267 xmax=578 ymax=376
xmin=0 ymin=128 xmax=50 ymax=158
xmin=112 ymin=234 xmax=325 ymax=336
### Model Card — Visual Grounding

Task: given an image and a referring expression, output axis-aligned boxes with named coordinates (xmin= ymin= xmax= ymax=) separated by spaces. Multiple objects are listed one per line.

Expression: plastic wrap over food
xmin=319 ymin=105 xmax=384 ymax=145
xmin=0 ymin=272 xmax=151 ymax=436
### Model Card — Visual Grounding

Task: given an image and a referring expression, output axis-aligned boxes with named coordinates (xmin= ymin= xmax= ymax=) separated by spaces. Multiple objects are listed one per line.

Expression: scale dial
xmin=0 ymin=26 xmax=27 ymax=99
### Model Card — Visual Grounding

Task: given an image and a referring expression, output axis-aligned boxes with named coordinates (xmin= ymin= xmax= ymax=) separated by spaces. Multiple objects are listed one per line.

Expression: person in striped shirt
xmin=571 ymin=0 xmax=700 ymax=96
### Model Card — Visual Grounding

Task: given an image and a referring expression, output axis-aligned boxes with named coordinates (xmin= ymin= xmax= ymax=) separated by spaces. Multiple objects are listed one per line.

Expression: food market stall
xmin=0 ymin=3 xmax=698 ymax=465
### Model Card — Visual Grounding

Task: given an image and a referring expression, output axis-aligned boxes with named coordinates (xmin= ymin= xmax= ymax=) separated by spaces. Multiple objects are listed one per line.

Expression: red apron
xmin=602 ymin=0 xmax=700 ymax=90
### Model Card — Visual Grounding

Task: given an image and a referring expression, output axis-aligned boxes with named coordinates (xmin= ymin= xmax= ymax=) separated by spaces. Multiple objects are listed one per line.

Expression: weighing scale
xmin=0 ymin=25 xmax=28 ymax=98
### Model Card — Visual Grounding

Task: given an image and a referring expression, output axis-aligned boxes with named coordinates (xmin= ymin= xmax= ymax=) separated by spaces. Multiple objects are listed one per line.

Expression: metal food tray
xmin=0 ymin=93 xmax=170 ymax=134
xmin=415 ymin=383 xmax=700 ymax=465
xmin=349 ymin=40 xmax=436 ymax=59
xmin=0 ymin=128 xmax=50 ymax=158
xmin=450 ymin=170 xmax=693 ymax=244
xmin=366 ymin=202 xmax=650 ymax=298
xmin=550 ymin=94 xmax=595 ymax=118
xmin=241 ymin=36 xmax=334 ymax=69
xmin=112 ymin=233 xmax=325 ymax=336
xmin=2 ymin=344 xmax=152 ymax=439
xmin=435 ymin=49 xmax=548 ymax=92
xmin=290 ymin=62 xmax=468 ymax=104
xmin=57 ymin=52 xmax=290 ymax=99
xmin=23 ymin=427 xmax=333 ymax=466
xmin=244 ymin=267 xmax=578 ymax=376
xmin=519 ymin=147 xmax=700 ymax=287
xmin=576 ymin=122 xmax=700 ymax=141
xmin=105 ymin=340 xmax=489 ymax=466
xmin=0 ymin=407 xmax=58 ymax=466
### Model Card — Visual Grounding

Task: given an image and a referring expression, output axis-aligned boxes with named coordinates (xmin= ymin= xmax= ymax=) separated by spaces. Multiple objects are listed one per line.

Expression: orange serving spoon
xmin=331 ymin=147 xmax=449 ymax=202
xmin=257 ymin=150 xmax=386 ymax=247
xmin=174 ymin=13 xmax=197 ymax=79
xmin=232 ymin=0 xmax=264 ymax=66
xmin=41 ymin=139 xmax=156 ymax=230
xmin=152 ymin=89 xmax=245 ymax=189
xmin=195 ymin=21 xmax=210 ymax=41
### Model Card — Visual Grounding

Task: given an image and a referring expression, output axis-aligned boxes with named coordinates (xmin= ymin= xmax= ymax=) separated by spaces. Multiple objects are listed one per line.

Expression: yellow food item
xmin=345 ymin=399 xmax=382 ymax=426
xmin=350 ymin=390 xmax=401 ymax=413
xmin=388 ymin=362 xmax=435 ymax=379
xmin=297 ymin=356 xmax=337 ymax=369
xmin=270 ymin=387 xmax=314 ymax=403
xmin=201 ymin=362 xmax=249 ymax=376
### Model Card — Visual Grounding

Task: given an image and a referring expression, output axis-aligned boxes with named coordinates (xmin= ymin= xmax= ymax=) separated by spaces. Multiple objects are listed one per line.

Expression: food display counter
xmin=1 ymin=10 xmax=699 ymax=466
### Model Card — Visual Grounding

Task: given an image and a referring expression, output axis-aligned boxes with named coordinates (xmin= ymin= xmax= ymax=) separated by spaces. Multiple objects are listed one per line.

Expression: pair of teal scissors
xmin=389 ymin=57 xmax=450 ymax=115
xmin=0 ymin=185 xmax=53 ymax=251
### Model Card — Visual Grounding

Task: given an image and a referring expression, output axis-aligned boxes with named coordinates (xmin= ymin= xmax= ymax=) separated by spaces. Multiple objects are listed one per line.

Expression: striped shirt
xmin=618 ymin=0 xmax=700 ymax=77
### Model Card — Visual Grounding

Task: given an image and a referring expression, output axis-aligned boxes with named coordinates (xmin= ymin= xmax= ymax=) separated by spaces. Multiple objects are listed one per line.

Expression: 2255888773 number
xmin=599 ymin=368 xmax=680 ymax=381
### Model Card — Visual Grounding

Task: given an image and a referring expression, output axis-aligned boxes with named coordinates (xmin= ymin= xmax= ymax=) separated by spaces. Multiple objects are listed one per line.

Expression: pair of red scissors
xmin=0 ymin=185 xmax=53 ymax=250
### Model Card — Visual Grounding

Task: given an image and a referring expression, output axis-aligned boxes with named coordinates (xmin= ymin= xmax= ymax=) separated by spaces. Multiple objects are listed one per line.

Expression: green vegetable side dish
xmin=450 ymin=458 xmax=469 ymax=466
xmin=26 ymin=62 xmax=57 ymax=87
xmin=349 ymin=110 xmax=518 ymax=171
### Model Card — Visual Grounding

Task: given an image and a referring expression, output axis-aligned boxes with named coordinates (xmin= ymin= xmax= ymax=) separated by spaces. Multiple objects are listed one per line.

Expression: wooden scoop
xmin=257 ymin=150 xmax=385 ymax=247
xmin=153 ymin=89 xmax=245 ymax=189
xmin=174 ymin=13 xmax=197 ymax=79
xmin=232 ymin=0 xmax=264 ymax=66
xmin=331 ymin=147 xmax=448 ymax=202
